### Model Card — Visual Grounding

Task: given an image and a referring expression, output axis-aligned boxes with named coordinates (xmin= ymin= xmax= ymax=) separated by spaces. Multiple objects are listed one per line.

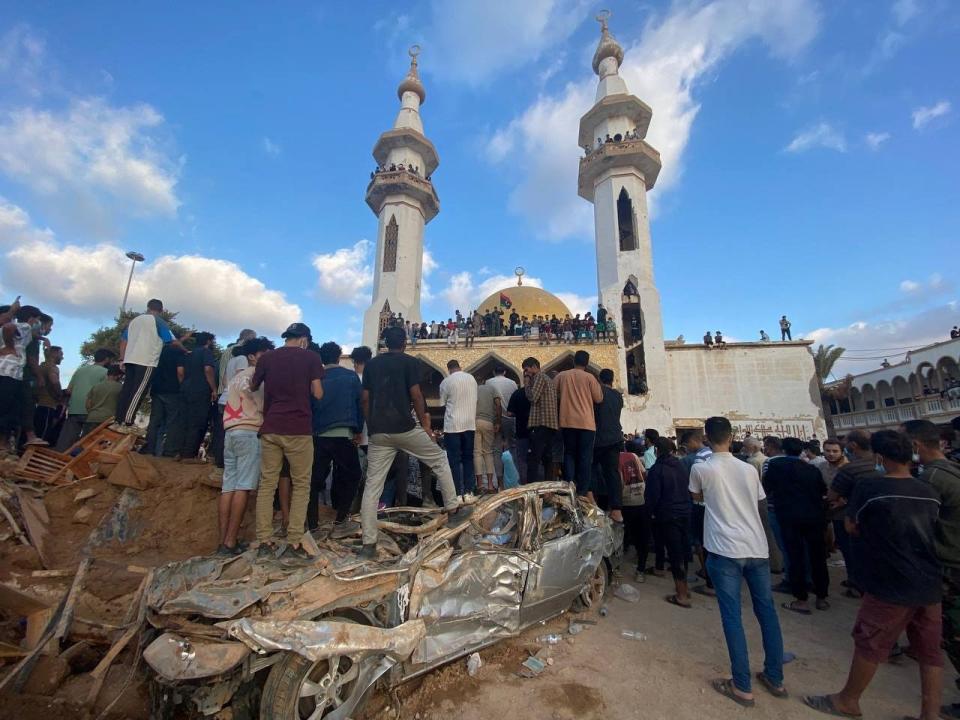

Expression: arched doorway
xmin=621 ymin=277 xmax=647 ymax=396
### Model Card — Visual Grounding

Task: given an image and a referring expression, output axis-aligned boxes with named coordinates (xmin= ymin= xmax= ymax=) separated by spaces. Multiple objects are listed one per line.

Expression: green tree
xmin=812 ymin=343 xmax=846 ymax=383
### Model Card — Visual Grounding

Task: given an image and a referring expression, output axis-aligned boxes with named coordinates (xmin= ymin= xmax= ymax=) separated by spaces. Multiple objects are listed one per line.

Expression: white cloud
xmin=784 ymin=122 xmax=847 ymax=153
xmin=864 ymin=131 xmax=891 ymax=150
xmin=554 ymin=291 xmax=596 ymax=316
xmin=912 ymin=100 xmax=951 ymax=129
xmin=900 ymin=279 xmax=920 ymax=292
xmin=312 ymin=240 xmax=374 ymax=306
xmin=427 ymin=0 xmax=588 ymax=86
xmin=0 ymin=98 xmax=181 ymax=228
xmin=892 ymin=0 xmax=921 ymax=27
xmin=0 ymin=201 xmax=300 ymax=336
xmin=0 ymin=25 xmax=47 ymax=98
xmin=486 ymin=0 xmax=821 ymax=241
xmin=262 ymin=137 xmax=281 ymax=157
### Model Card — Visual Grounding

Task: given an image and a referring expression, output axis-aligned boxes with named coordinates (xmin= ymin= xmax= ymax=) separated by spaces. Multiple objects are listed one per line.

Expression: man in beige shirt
xmin=555 ymin=350 xmax=603 ymax=499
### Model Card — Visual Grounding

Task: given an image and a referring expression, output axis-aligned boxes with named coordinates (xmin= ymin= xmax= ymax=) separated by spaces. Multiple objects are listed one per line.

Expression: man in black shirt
xmin=593 ymin=368 xmax=624 ymax=522
xmin=762 ymin=437 xmax=829 ymax=614
xmin=805 ymin=430 xmax=943 ymax=720
xmin=359 ymin=326 xmax=460 ymax=558
xmin=146 ymin=343 xmax=186 ymax=456
xmin=827 ymin=429 xmax=879 ymax=596
xmin=178 ymin=332 xmax=218 ymax=460
xmin=507 ymin=386 xmax=530 ymax=484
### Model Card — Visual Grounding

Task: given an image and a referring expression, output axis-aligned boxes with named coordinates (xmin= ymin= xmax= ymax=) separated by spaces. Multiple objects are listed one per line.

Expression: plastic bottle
xmin=466 ymin=652 xmax=482 ymax=676
xmin=620 ymin=630 xmax=647 ymax=641
xmin=599 ymin=605 xmax=609 ymax=617
xmin=536 ymin=634 xmax=562 ymax=645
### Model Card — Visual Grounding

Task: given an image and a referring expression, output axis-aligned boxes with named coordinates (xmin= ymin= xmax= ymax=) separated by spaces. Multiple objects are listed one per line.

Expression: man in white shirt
xmin=487 ymin=365 xmax=519 ymax=475
xmin=439 ymin=360 xmax=478 ymax=499
xmin=116 ymin=299 xmax=189 ymax=428
xmin=689 ymin=416 xmax=786 ymax=707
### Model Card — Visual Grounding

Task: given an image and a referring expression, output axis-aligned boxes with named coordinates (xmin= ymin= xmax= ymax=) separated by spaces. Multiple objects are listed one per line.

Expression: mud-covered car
xmin=143 ymin=481 xmax=621 ymax=719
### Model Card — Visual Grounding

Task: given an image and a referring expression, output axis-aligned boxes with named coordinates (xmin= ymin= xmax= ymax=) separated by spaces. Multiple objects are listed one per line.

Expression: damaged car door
xmin=521 ymin=487 xmax=605 ymax=624
xmin=407 ymin=493 xmax=535 ymax=667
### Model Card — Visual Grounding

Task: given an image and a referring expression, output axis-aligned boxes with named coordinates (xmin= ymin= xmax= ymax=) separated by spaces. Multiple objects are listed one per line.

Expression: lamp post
xmin=120 ymin=251 xmax=145 ymax=314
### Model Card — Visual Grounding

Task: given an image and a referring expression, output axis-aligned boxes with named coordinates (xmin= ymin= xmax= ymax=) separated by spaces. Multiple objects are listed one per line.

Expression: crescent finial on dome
xmin=591 ymin=10 xmax=624 ymax=76
xmin=397 ymin=44 xmax=426 ymax=104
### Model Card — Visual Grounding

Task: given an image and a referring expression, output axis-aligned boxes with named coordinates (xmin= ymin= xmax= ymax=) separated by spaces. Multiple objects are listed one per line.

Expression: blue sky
xmin=0 ymin=0 xmax=956 ymax=380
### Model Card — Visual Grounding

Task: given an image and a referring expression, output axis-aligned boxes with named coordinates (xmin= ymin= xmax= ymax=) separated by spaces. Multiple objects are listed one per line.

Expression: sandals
xmin=665 ymin=594 xmax=692 ymax=609
xmin=755 ymin=672 xmax=788 ymax=699
xmin=803 ymin=695 xmax=862 ymax=718
xmin=712 ymin=678 xmax=754 ymax=708
xmin=782 ymin=600 xmax=812 ymax=615
xmin=816 ymin=598 xmax=831 ymax=611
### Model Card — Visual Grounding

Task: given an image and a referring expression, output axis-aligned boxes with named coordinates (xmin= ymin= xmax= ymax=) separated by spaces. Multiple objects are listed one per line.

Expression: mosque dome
xmin=476 ymin=285 xmax=574 ymax=320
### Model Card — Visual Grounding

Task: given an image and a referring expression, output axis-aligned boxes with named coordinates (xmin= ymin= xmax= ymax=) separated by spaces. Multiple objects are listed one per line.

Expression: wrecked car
xmin=143 ymin=481 xmax=621 ymax=719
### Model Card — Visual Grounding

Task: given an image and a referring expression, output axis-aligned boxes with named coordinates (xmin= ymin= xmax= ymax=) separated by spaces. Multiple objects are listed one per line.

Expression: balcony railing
xmin=833 ymin=396 xmax=960 ymax=430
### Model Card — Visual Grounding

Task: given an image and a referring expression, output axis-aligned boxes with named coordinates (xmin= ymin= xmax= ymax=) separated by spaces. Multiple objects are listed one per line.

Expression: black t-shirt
xmin=362 ymin=352 xmax=421 ymax=436
xmin=831 ymin=457 xmax=880 ymax=500
xmin=847 ymin=475 xmax=942 ymax=606
xmin=762 ymin=456 xmax=827 ymax=525
xmin=180 ymin=346 xmax=217 ymax=397
xmin=507 ymin=387 xmax=531 ymax=438
xmin=152 ymin=345 xmax=186 ymax=395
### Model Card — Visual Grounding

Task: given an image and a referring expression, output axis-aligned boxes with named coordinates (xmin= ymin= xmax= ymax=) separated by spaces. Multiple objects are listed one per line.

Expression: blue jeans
xmin=445 ymin=430 xmax=475 ymax=496
xmin=706 ymin=554 xmax=784 ymax=694
xmin=562 ymin=428 xmax=596 ymax=496
xmin=767 ymin=505 xmax=789 ymax=577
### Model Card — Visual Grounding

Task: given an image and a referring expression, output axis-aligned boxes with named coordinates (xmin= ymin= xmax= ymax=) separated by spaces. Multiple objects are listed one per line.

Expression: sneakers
xmin=460 ymin=493 xmax=478 ymax=506
xmin=216 ymin=544 xmax=243 ymax=556
xmin=279 ymin=544 xmax=311 ymax=561
xmin=635 ymin=570 xmax=646 ymax=584
xmin=358 ymin=543 xmax=378 ymax=560
xmin=331 ymin=519 xmax=360 ymax=539
xmin=23 ymin=438 xmax=48 ymax=447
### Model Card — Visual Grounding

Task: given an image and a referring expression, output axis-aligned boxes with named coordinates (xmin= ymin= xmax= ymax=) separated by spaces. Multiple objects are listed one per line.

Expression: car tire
xmin=573 ymin=560 xmax=609 ymax=612
xmin=259 ymin=617 xmax=367 ymax=720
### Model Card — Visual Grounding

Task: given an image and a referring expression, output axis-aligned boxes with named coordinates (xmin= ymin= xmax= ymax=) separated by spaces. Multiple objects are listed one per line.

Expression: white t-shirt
xmin=122 ymin=313 xmax=173 ymax=368
xmin=689 ymin=452 xmax=768 ymax=559
xmin=487 ymin=374 xmax=518 ymax=410
xmin=438 ymin=370 xmax=478 ymax=433
xmin=218 ymin=354 xmax=249 ymax=405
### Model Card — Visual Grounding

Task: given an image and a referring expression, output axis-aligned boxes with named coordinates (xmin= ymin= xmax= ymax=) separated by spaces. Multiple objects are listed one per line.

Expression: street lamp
xmin=120 ymin=251 xmax=145 ymax=314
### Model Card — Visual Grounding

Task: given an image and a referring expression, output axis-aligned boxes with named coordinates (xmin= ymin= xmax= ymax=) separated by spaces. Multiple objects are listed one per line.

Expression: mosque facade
xmin=361 ymin=23 xmax=827 ymax=439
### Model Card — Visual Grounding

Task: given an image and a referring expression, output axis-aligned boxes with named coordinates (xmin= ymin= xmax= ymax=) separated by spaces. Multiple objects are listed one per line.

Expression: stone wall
xmin=664 ymin=341 xmax=827 ymax=439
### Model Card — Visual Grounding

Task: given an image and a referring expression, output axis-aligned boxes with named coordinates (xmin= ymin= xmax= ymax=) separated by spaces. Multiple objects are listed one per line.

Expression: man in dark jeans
xmin=177 ymin=332 xmax=218 ymax=460
xmin=146 ymin=343 xmax=186 ymax=456
xmin=593 ymin=368 xmax=624 ymax=522
xmin=645 ymin=437 xmax=691 ymax=605
xmin=308 ymin=341 xmax=363 ymax=537
xmin=507 ymin=386 xmax=531 ymax=484
xmin=763 ymin=436 xmax=830 ymax=614
xmin=522 ymin=357 xmax=558 ymax=483
xmin=554 ymin=350 xmax=603 ymax=499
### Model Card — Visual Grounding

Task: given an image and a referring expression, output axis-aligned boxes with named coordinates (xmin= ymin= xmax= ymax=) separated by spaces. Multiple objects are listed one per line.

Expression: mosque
xmin=360 ymin=16 xmax=827 ymax=439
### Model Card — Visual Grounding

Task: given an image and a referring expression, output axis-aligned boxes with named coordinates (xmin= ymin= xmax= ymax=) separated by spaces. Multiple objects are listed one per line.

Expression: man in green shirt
xmin=56 ymin=348 xmax=116 ymax=451
xmin=82 ymin=365 xmax=124 ymax=435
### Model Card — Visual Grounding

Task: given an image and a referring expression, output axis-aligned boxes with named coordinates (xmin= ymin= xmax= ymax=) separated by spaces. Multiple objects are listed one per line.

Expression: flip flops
xmin=755 ymin=672 xmax=788 ymax=699
xmin=665 ymin=594 xmax=692 ymax=609
xmin=803 ymin=695 xmax=862 ymax=718
xmin=712 ymin=678 xmax=755 ymax=708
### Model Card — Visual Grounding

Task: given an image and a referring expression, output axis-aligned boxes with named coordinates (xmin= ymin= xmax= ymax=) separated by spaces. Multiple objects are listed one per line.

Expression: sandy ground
xmin=381 ymin=562 xmax=958 ymax=720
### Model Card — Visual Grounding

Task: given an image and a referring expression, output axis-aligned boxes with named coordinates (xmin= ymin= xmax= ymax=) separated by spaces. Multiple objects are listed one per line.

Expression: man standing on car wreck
xmin=359 ymin=325 xmax=462 ymax=558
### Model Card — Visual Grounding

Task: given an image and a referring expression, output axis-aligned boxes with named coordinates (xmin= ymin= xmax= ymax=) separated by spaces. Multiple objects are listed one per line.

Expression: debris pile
xmin=0 ymin=431 xmax=230 ymax=719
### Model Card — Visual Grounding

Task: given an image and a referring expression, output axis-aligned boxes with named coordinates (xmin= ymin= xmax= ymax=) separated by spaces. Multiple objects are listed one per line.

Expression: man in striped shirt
xmin=522 ymin=356 xmax=558 ymax=483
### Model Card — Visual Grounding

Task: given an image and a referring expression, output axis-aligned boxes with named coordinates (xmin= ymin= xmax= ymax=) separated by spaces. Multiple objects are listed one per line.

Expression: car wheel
xmin=260 ymin=618 xmax=365 ymax=720
xmin=573 ymin=561 xmax=609 ymax=612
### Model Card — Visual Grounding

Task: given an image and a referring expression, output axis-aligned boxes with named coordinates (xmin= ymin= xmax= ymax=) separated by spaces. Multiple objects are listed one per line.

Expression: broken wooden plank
xmin=53 ymin=557 xmax=91 ymax=643
xmin=0 ymin=641 xmax=27 ymax=658
xmin=0 ymin=583 xmax=52 ymax=616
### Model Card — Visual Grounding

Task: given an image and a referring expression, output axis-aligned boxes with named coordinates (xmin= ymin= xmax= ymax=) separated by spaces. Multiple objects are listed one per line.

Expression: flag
xmin=499 ymin=292 xmax=512 ymax=309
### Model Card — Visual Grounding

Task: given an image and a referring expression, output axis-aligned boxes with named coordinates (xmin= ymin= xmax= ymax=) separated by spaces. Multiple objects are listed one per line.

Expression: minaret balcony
xmin=578 ymin=94 xmax=653 ymax=148
xmin=365 ymin=169 xmax=440 ymax=222
xmin=577 ymin=138 xmax=662 ymax=201
xmin=373 ymin=129 xmax=440 ymax=176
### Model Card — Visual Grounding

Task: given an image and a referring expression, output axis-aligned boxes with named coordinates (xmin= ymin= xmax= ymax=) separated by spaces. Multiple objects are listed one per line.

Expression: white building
xmin=361 ymin=19 xmax=828 ymax=439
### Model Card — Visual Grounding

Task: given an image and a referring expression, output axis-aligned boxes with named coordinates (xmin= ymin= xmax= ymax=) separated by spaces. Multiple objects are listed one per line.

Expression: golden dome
xmin=476 ymin=285 xmax=574 ymax=320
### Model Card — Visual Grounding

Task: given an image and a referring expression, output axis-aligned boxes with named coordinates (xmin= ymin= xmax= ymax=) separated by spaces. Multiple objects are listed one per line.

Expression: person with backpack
xmin=619 ymin=444 xmax=647 ymax=582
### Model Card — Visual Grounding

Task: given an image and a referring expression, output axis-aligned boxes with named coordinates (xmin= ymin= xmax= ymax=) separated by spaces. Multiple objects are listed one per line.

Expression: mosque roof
xmin=476 ymin=284 xmax=574 ymax=320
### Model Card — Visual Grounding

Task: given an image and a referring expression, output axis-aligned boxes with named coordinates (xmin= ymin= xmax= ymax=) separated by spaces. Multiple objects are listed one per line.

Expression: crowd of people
xmin=5 ymin=293 xmax=960 ymax=717
xmin=380 ymin=304 xmax=620 ymax=348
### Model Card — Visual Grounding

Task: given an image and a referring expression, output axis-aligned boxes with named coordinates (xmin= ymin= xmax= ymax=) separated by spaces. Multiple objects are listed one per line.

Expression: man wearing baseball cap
xmin=250 ymin=322 xmax=325 ymax=557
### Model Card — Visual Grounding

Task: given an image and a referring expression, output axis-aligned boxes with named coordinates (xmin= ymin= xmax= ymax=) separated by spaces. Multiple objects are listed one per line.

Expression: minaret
xmin=578 ymin=12 xmax=671 ymax=430
xmin=362 ymin=45 xmax=440 ymax=349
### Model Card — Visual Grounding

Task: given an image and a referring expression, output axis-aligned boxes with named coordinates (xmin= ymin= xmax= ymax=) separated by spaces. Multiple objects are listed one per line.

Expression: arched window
xmin=617 ymin=188 xmax=637 ymax=252
xmin=383 ymin=215 xmax=399 ymax=272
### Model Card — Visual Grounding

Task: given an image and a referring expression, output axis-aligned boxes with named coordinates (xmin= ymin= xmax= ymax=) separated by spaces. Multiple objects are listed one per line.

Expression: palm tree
xmin=813 ymin=344 xmax=846 ymax=382
xmin=813 ymin=344 xmax=847 ymax=437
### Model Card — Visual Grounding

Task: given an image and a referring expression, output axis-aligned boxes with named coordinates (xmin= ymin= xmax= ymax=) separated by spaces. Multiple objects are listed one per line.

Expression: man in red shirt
xmin=250 ymin=323 xmax=324 ymax=557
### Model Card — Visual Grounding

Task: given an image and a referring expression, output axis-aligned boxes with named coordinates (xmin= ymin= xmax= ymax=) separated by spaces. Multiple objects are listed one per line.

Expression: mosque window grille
xmin=384 ymin=215 xmax=399 ymax=272
xmin=617 ymin=187 xmax=638 ymax=252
